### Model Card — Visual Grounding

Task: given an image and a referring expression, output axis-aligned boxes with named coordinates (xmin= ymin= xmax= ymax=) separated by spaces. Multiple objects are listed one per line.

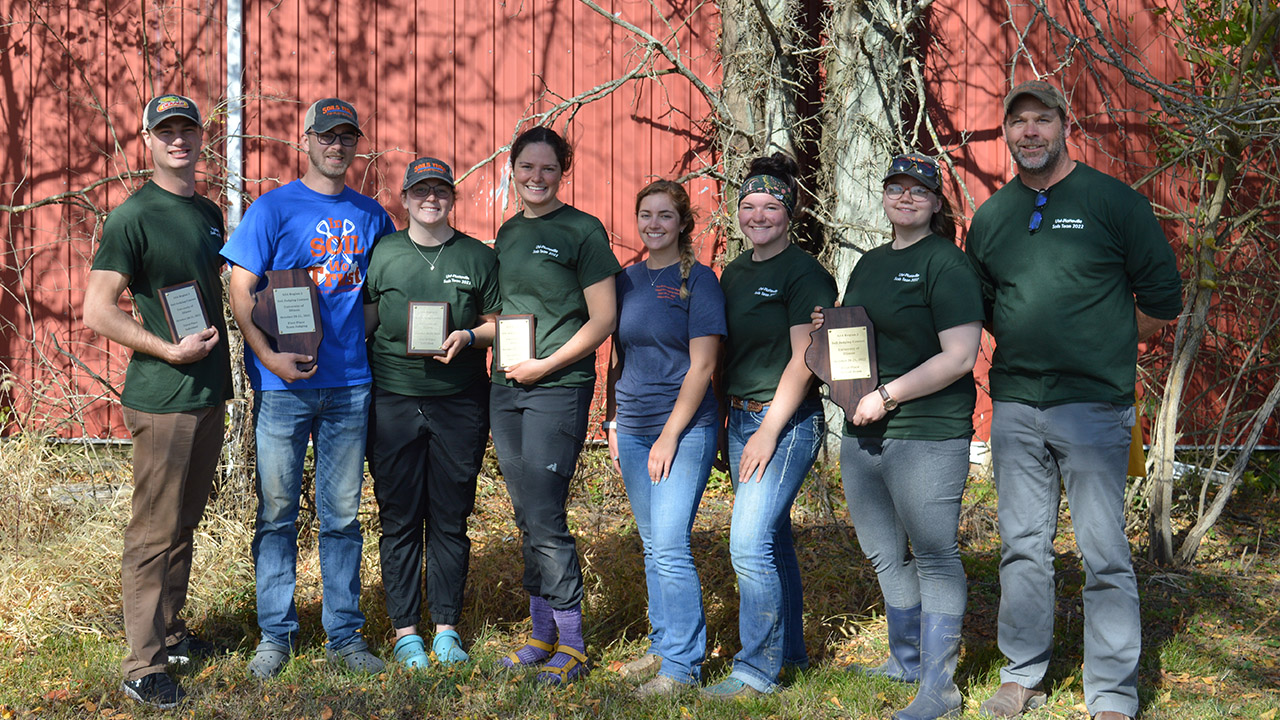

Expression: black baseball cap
xmin=402 ymin=157 xmax=455 ymax=190
xmin=144 ymin=94 xmax=201 ymax=129
xmin=883 ymin=153 xmax=941 ymax=191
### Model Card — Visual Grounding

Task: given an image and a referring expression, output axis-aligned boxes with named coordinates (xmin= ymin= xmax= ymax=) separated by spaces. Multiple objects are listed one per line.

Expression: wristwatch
xmin=876 ymin=384 xmax=899 ymax=411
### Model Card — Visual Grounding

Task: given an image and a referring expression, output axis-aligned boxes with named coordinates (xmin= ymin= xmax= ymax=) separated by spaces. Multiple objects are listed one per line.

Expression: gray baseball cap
xmin=304 ymin=98 xmax=363 ymax=135
xmin=402 ymin=157 xmax=455 ymax=190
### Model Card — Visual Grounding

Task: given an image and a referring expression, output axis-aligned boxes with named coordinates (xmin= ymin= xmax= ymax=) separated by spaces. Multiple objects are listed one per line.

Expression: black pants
xmin=489 ymin=383 xmax=593 ymax=610
xmin=368 ymin=382 xmax=488 ymax=628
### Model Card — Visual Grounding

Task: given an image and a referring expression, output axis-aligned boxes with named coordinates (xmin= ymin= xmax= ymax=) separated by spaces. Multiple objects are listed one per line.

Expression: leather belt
xmin=729 ymin=396 xmax=767 ymax=412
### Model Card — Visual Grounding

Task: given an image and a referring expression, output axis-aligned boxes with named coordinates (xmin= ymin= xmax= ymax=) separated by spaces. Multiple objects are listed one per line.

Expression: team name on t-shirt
xmin=443 ymin=273 xmax=473 ymax=286
xmin=1051 ymin=217 xmax=1086 ymax=231
xmin=209 ymin=227 xmax=222 ymax=238
xmin=307 ymin=216 xmax=370 ymax=292
xmin=753 ymin=286 xmax=778 ymax=298
xmin=532 ymin=244 xmax=560 ymax=258
xmin=894 ymin=272 xmax=921 ymax=283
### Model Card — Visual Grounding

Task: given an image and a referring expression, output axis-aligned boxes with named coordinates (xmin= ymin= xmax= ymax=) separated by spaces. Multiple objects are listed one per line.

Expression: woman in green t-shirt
xmin=363 ymin=157 xmax=501 ymax=670
xmin=813 ymin=153 xmax=983 ymax=720
xmin=703 ymin=153 xmax=837 ymax=699
xmin=490 ymin=127 xmax=621 ymax=685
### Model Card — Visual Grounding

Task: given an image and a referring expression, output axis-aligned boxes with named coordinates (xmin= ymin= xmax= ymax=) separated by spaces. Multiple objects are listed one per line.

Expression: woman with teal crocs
xmin=364 ymin=157 xmax=501 ymax=668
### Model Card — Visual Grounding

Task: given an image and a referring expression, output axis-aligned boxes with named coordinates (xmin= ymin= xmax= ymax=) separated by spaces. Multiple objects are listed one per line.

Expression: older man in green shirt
xmin=966 ymin=81 xmax=1182 ymax=720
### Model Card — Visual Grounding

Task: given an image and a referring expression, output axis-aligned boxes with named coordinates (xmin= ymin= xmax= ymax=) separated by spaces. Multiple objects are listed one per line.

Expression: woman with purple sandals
xmin=490 ymin=126 xmax=621 ymax=685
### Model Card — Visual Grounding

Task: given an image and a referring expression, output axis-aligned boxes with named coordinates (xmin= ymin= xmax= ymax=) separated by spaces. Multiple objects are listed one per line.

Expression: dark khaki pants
xmin=120 ymin=405 xmax=223 ymax=680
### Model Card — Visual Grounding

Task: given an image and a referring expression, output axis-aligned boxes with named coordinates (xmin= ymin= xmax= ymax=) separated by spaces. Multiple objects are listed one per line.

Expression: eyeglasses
xmin=884 ymin=183 xmax=934 ymax=200
xmin=1029 ymin=189 xmax=1050 ymax=233
xmin=407 ymin=184 xmax=454 ymax=200
xmin=308 ymin=131 xmax=358 ymax=147
xmin=887 ymin=156 xmax=939 ymax=178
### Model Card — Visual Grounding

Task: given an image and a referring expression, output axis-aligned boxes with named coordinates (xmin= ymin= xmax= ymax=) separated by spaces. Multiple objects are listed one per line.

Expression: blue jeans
xmin=726 ymin=400 xmax=823 ymax=692
xmin=251 ymin=383 xmax=371 ymax=651
xmin=616 ymin=425 xmax=716 ymax=684
xmin=992 ymin=401 xmax=1140 ymax=718
xmin=840 ymin=436 xmax=969 ymax=616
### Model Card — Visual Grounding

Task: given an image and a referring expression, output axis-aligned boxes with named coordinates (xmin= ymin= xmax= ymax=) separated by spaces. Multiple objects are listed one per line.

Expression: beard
xmin=1012 ymin=131 xmax=1067 ymax=172
xmin=308 ymin=146 xmax=352 ymax=179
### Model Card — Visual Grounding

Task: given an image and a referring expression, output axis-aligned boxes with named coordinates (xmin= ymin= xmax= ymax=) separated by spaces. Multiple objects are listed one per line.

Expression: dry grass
xmin=0 ymin=430 xmax=261 ymax=647
xmin=2 ymin=432 xmax=1278 ymax=719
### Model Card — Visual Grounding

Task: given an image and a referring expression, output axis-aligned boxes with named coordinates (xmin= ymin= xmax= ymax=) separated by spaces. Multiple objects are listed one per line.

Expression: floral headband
xmin=738 ymin=174 xmax=796 ymax=216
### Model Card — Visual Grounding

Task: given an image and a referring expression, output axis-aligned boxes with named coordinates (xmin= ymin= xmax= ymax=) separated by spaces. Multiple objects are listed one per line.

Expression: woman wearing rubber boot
xmin=364 ymin=157 xmax=499 ymax=669
xmin=701 ymin=153 xmax=837 ymax=699
xmin=813 ymin=153 xmax=982 ymax=719
xmin=605 ymin=180 xmax=725 ymax=696
xmin=489 ymin=126 xmax=621 ymax=685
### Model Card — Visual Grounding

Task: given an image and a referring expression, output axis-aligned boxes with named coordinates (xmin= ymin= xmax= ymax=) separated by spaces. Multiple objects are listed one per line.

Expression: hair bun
xmin=745 ymin=152 xmax=799 ymax=184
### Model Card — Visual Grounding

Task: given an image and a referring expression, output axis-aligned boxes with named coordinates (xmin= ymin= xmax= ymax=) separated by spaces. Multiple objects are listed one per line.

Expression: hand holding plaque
xmin=251 ymin=268 xmax=324 ymax=373
xmin=495 ymin=314 xmax=535 ymax=371
xmin=804 ymin=306 xmax=878 ymax=416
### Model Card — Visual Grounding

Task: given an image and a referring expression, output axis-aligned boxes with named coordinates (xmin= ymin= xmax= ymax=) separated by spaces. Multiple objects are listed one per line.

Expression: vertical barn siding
xmin=2 ymin=0 xmax=1198 ymax=441
xmin=1 ymin=0 xmax=720 ymax=438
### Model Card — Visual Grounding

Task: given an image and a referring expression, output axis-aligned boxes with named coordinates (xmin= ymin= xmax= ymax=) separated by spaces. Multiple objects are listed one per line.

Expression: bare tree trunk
xmin=718 ymin=0 xmax=811 ymax=258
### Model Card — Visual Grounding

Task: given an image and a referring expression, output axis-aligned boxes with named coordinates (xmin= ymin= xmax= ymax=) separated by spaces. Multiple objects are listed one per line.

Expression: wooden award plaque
xmin=158 ymin=280 xmax=210 ymax=342
xmin=251 ymin=268 xmax=324 ymax=373
xmin=804 ymin=305 xmax=878 ymax=416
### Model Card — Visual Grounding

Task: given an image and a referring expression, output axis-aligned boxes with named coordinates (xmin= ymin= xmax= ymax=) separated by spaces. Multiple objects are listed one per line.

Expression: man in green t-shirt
xmin=84 ymin=94 xmax=232 ymax=709
xmin=966 ymin=81 xmax=1182 ymax=720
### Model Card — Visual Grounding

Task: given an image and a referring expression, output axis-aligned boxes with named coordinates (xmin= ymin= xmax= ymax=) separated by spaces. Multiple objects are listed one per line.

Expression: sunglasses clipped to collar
xmin=1029 ymin=189 xmax=1050 ymax=234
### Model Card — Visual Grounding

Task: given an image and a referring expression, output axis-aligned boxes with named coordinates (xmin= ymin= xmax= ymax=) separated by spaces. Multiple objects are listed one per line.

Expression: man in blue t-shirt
xmin=223 ymin=98 xmax=395 ymax=678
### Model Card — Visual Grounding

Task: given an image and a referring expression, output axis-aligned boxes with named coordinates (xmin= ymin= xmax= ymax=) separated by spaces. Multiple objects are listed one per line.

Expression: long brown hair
xmin=930 ymin=192 xmax=957 ymax=242
xmin=635 ymin=179 xmax=696 ymax=300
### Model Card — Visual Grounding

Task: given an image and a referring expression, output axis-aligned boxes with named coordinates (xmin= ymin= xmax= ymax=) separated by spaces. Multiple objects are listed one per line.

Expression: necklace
xmin=645 ymin=262 xmax=674 ymax=287
xmin=410 ymin=235 xmax=447 ymax=271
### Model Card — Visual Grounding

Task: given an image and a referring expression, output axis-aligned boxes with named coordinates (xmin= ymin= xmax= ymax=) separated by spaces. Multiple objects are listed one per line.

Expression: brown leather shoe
xmin=1092 ymin=713 xmax=1133 ymax=720
xmin=979 ymin=682 xmax=1047 ymax=717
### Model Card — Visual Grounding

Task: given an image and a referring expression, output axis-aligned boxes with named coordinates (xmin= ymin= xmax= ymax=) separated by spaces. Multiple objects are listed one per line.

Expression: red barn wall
xmin=7 ymin=0 xmax=1257 ymax=445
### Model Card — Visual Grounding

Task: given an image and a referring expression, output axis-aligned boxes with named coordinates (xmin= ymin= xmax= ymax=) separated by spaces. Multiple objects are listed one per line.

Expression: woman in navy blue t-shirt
xmin=605 ymin=180 xmax=726 ymax=697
